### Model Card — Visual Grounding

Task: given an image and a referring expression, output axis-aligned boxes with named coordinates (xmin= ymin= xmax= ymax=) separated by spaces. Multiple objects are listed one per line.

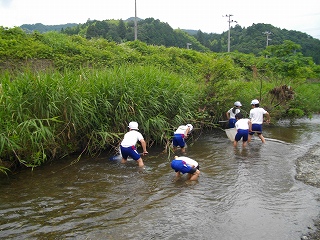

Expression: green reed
xmin=0 ymin=65 xmax=201 ymax=168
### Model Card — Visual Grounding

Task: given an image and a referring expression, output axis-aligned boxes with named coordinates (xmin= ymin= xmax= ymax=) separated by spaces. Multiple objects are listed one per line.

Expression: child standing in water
xmin=120 ymin=121 xmax=148 ymax=167
xmin=171 ymin=156 xmax=200 ymax=181
xmin=248 ymin=99 xmax=270 ymax=143
xmin=234 ymin=113 xmax=252 ymax=148
xmin=226 ymin=101 xmax=242 ymax=128
xmin=172 ymin=124 xmax=193 ymax=153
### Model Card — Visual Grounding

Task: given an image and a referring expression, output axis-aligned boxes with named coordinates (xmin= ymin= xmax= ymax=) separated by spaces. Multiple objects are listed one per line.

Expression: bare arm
xmin=265 ymin=112 xmax=270 ymax=123
xmin=185 ymin=127 xmax=191 ymax=138
xmin=140 ymin=139 xmax=148 ymax=155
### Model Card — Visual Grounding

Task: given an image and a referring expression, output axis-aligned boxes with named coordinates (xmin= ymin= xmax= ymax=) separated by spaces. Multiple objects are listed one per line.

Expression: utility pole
xmin=134 ymin=0 xmax=137 ymax=41
xmin=223 ymin=14 xmax=237 ymax=52
xmin=186 ymin=43 xmax=192 ymax=49
xmin=263 ymin=31 xmax=272 ymax=47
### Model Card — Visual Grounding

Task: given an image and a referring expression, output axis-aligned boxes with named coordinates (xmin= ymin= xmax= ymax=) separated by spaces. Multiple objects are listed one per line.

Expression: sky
xmin=1 ymin=0 xmax=320 ymax=39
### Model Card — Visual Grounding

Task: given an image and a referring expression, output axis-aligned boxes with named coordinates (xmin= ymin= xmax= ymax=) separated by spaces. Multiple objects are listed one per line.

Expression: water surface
xmin=1 ymin=116 xmax=320 ymax=240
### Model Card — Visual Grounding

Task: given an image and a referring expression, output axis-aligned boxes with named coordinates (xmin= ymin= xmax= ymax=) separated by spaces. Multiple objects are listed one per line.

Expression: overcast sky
xmin=1 ymin=0 xmax=320 ymax=39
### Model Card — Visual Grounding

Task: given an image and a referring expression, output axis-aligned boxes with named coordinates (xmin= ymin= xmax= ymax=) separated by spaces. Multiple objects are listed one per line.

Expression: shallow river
xmin=1 ymin=116 xmax=320 ymax=240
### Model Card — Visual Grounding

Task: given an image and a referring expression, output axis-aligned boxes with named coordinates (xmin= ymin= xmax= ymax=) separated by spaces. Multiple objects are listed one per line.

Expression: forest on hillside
xmin=20 ymin=18 xmax=320 ymax=64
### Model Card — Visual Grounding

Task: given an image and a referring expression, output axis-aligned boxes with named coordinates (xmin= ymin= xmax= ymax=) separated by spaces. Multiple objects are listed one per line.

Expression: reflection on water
xmin=1 ymin=116 xmax=320 ymax=240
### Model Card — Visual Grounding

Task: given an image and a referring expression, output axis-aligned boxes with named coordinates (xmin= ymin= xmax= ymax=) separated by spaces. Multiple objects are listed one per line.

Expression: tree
xmin=263 ymin=40 xmax=301 ymax=57
xmin=118 ymin=19 xmax=126 ymax=39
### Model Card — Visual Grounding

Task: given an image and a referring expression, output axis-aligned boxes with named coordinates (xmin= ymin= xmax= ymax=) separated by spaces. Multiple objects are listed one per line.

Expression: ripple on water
xmin=1 ymin=117 xmax=320 ymax=239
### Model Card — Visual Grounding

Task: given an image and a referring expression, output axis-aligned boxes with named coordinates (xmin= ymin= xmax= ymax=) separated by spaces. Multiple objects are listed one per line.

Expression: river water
xmin=1 ymin=116 xmax=320 ymax=240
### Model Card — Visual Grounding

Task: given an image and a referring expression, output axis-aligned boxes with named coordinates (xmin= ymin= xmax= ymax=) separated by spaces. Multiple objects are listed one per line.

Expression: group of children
xmin=171 ymin=124 xmax=200 ymax=181
xmin=119 ymin=122 xmax=200 ymax=181
xmin=226 ymin=99 xmax=271 ymax=147
xmin=118 ymin=99 xmax=269 ymax=182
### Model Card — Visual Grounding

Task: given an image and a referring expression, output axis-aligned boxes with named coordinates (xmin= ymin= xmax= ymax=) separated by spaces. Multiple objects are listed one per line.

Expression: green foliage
xmin=262 ymin=40 xmax=301 ymax=57
xmin=286 ymin=108 xmax=305 ymax=118
xmin=289 ymin=82 xmax=320 ymax=117
xmin=258 ymin=41 xmax=318 ymax=79
xmin=16 ymin=20 xmax=320 ymax=64
xmin=0 ymin=27 xmax=319 ymax=173
xmin=21 ymin=23 xmax=78 ymax=33
xmin=0 ymin=65 xmax=202 ymax=169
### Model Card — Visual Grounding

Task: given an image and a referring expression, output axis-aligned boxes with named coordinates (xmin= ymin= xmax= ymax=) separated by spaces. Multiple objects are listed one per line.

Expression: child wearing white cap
xmin=248 ymin=99 xmax=270 ymax=143
xmin=172 ymin=124 xmax=193 ymax=153
xmin=120 ymin=121 xmax=148 ymax=167
xmin=226 ymin=101 xmax=242 ymax=128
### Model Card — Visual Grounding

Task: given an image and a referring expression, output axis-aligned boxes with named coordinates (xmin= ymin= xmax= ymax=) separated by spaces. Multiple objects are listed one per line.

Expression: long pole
xmin=134 ymin=0 xmax=137 ymax=40
xmin=263 ymin=31 xmax=272 ymax=47
xmin=228 ymin=17 xmax=231 ymax=52
xmin=224 ymin=14 xmax=237 ymax=52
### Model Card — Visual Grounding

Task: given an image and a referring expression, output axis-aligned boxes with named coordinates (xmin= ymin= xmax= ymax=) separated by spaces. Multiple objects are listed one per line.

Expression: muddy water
xmin=1 ymin=116 xmax=320 ymax=240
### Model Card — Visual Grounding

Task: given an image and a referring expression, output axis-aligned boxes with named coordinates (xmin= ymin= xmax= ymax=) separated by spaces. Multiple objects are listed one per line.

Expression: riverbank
xmin=295 ymin=143 xmax=320 ymax=240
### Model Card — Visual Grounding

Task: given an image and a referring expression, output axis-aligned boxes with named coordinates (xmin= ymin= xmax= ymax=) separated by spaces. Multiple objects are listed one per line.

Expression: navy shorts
xmin=171 ymin=160 xmax=197 ymax=174
xmin=235 ymin=129 xmax=249 ymax=142
xmin=249 ymin=124 xmax=262 ymax=135
xmin=120 ymin=145 xmax=141 ymax=161
xmin=172 ymin=134 xmax=185 ymax=148
xmin=228 ymin=118 xmax=236 ymax=128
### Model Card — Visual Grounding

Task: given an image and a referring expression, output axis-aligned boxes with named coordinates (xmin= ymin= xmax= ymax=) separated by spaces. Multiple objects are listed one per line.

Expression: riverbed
xmin=0 ymin=116 xmax=320 ymax=240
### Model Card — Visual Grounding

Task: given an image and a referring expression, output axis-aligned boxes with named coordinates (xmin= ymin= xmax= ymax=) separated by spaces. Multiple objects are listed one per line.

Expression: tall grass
xmin=290 ymin=82 xmax=320 ymax=117
xmin=0 ymin=65 xmax=202 ymax=169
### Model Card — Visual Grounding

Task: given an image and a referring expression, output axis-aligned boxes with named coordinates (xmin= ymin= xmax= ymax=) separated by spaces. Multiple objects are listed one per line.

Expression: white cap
xmin=234 ymin=101 xmax=242 ymax=107
xmin=186 ymin=124 xmax=193 ymax=132
xmin=128 ymin=121 xmax=139 ymax=130
xmin=251 ymin=99 xmax=259 ymax=105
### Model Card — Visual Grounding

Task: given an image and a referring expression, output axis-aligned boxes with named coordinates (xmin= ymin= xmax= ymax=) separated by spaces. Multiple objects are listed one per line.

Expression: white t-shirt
xmin=176 ymin=156 xmax=198 ymax=168
xmin=120 ymin=130 xmax=144 ymax=147
xmin=174 ymin=125 xmax=189 ymax=135
xmin=249 ymin=107 xmax=267 ymax=124
xmin=235 ymin=118 xmax=250 ymax=130
xmin=227 ymin=107 xmax=240 ymax=119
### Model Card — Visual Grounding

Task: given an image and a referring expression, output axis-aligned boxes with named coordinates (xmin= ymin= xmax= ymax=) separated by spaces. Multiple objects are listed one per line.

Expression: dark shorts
xmin=171 ymin=160 xmax=197 ymax=174
xmin=249 ymin=124 xmax=263 ymax=135
xmin=172 ymin=134 xmax=185 ymax=148
xmin=188 ymin=167 xmax=197 ymax=174
xmin=235 ymin=129 xmax=249 ymax=142
xmin=120 ymin=145 xmax=141 ymax=161
xmin=228 ymin=118 xmax=236 ymax=128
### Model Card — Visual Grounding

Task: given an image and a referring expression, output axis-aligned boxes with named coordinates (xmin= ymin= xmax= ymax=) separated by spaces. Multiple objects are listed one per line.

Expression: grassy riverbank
xmin=0 ymin=65 xmax=203 ymax=172
xmin=1 ymin=28 xmax=320 ymax=173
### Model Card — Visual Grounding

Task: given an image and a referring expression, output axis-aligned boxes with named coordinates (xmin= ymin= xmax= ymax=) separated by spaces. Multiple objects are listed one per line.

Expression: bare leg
xmin=136 ymin=158 xmax=144 ymax=167
xmin=189 ymin=170 xmax=200 ymax=181
xmin=187 ymin=173 xmax=191 ymax=180
xmin=242 ymin=141 xmax=247 ymax=147
xmin=121 ymin=158 xmax=127 ymax=164
xmin=248 ymin=134 xmax=252 ymax=143
xmin=258 ymin=134 xmax=266 ymax=143
xmin=233 ymin=140 xmax=238 ymax=147
xmin=181 ymin=147 xmax=186 ymax=153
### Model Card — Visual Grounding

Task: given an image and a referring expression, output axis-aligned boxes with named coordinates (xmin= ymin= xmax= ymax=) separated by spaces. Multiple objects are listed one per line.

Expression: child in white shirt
xmin=234 ymin=113 xmax=252 ymax=147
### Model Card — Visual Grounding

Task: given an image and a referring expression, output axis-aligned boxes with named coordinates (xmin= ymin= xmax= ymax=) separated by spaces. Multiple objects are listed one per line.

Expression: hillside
xmin=21 ymin=23 xmax=78 ymax=33
xmin=18 ymin=19 xmax=320 ymax=64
